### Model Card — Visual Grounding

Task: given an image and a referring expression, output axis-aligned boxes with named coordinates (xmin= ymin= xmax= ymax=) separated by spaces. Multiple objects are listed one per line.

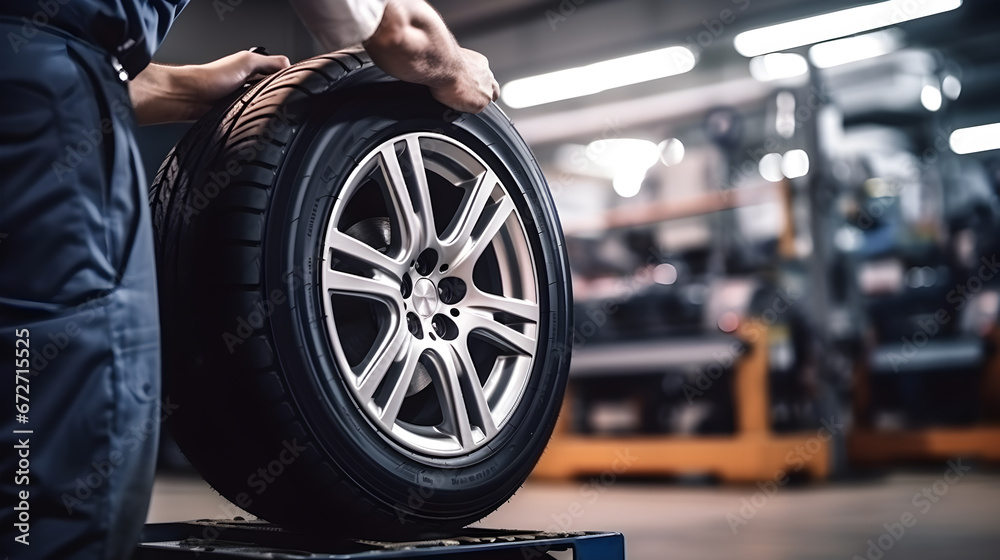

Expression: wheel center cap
xmin=412 ymin=278 xmax=439 ymax=318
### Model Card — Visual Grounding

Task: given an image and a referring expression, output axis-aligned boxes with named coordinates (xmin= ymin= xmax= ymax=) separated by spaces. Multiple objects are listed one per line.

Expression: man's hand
xmin=129 ymin=51 xmax=290 ymax=125
xmin=427 ymin=48 xmax=500 ymax=114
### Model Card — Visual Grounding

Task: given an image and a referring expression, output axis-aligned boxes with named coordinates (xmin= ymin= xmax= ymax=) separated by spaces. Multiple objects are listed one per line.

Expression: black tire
xmin=149 ymin=52 xmax=572 ymax=536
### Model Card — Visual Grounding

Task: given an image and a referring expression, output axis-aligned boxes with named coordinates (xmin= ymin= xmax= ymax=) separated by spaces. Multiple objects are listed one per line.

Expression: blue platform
xmin=133 ymin=519 xmax=626 ymax=559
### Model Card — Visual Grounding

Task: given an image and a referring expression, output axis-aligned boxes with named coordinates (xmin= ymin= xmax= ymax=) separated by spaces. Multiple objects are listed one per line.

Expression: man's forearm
xmin=128 ymin=52 xmax=289 ymax=126
xmin=292 ymin=0 xmax=498 ymax=113
xmin=129 ymin=64 xmax=197 ymax=126
xmin=360 ymin=0 xmax=463 ymax=90
xmin=362 ymin=0 xmax=499 ymax=112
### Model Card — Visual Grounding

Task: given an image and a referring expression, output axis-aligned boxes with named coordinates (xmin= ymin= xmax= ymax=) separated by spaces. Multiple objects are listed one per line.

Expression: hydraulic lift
xmin=533 ymin=322 xmax=831 ymax=482
xmin=133 ymin=519 xmax=625 ymax=559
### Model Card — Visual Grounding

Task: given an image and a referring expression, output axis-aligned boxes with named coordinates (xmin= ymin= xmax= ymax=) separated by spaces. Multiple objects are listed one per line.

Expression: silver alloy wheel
xmin=320 ymin=132 xmax=540 ymax=458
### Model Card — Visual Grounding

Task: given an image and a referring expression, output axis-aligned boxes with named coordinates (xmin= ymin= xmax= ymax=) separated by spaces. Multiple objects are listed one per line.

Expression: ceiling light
xmin=653 ymin=263 xmax=678 ymax=285
xmin=718 ymin=311 xmax=740 ymax=333
xmin=759 ymin=153 xmax=784 ymax=182
xmin=734 ymin=0 xmax=962 ymax=57
xmin=748 ymin=53 xmax=808 ymax=82
xmin=583 ymin=139 xmax=659 ymax=198
xmin=942 ymin=75 xmax=962 ymax=100
xmin=586 ymin=139 xmax=660 ymax=198
xmin=501 ymin=46 xmax=696 ymax=109
xmin=950 ymin=123 xmax=1000 ymax=155
xmin=782 ymin=149 xmax=810 ymax=179
xmin=808 ymin=29 xmax=904 ymax=69
xmin=775 ymin=91 xmax=796 ymax=138
xmin=920 ymin=85 xmax=942 ymax=111
xmin=613 ymin=171 xmax=645 ymax=198
xmin=658 ymin=138 xmax=685 ymax=167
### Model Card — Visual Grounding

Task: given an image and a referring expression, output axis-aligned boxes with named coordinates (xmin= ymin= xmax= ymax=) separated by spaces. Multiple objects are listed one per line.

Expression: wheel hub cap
xmin=411 ymin=278 xmax=438 ymax=318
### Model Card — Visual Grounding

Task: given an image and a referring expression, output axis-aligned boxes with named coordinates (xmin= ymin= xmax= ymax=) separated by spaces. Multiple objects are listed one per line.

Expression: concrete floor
xmin=148 ymin=468 xmax=1000 ymax=560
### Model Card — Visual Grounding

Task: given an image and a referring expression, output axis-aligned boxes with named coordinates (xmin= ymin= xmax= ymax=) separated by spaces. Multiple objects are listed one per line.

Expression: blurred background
xmin=143 ymin=1 xmax=1000 ymax=558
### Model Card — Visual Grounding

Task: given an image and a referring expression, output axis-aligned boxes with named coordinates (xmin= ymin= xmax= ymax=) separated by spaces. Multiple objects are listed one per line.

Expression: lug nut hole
xmin=431 ymin=314 xmax=459 ymax=341
xmin=438 ymin=276 xmax=468 ymax=305
xmin=406 ymin=312 xmax=423 ymax=338
xmin=400 ymin=274 xmax=412 ymax=298
xmin=415 ymin=249 xmax=438 ymax=276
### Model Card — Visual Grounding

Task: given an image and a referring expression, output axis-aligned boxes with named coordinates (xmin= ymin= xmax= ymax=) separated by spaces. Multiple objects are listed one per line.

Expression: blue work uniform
xmin=1 ymin=1 xmax=188 ymax=558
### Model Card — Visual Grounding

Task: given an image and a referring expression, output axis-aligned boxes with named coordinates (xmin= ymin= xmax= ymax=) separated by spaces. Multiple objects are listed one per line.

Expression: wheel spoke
xmin=357 ymin=321 xmax=408 ymax=399
xmin=451 ymin=342 xmax=498 ymax=439
xmin=324 ymin=267 xmax=402 ymax=305
xmin=378 ymin=339 xmax=421 ymax=426
xmin=441 ymin=170 xmax=501 ymax=262
xmin=379 ymin=144 xmax=423 ymax=257
xmin=402 ymin=136 xmax=438 ymax=248
xmin=436 ymin=351 xmax=476 ymax=449
xmin=452 ymin=195 xmax=515 ymax=272
xmin=464 ymin=289 xmax=539 ymax=324
xmin=326 ymin=229 xmax=403 ymax=278
xmin=461 ymin=311 xmax=537 ymax=357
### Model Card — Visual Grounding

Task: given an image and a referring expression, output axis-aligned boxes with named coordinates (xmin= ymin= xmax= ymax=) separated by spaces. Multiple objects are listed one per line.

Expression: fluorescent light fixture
xmin=749 ymin=53 xmax=808 ymax=82
xmin=782 ymin=149 xmax=810 ymax=179
xmin=734 ymin=0 xmax=962 ymax=57
xmin=501 ymin=46 xmax=696 ymax=109
xmin=809 ymin=29 xmax=903 ymax=69
xmin=950 ymin=123 xmax=1000 ymax=155
xmin=759 ymin=153 xmax=784 ymax=182
xmin=585 ymin=139 xmax=660 ymax=170
xmin=920 ymin=85 xmax=942 ymax=111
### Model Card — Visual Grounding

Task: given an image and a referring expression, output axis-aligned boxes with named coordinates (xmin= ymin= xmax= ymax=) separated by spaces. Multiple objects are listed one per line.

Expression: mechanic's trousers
xmin=0 ymin=20 xmax=161 ymax=560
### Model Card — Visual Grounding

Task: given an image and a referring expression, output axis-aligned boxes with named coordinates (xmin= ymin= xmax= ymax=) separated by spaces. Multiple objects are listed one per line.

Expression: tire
xmin=148 ymin=51 xmax=572 ymax=536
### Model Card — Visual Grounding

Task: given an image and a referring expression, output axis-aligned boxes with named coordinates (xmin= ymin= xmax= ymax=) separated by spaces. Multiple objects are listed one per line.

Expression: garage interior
xmin=142 ymin=1 xmax=1000 ymax=558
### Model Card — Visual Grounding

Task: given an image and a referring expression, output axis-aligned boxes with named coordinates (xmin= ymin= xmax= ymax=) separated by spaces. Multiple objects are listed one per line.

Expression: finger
xmin=491 ymin=80 xmax=500 ymax=102
xmin=248 ymin=53 xmax=291 ymax=76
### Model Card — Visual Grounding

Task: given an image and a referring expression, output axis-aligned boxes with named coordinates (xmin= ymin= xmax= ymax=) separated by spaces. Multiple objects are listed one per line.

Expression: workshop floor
xmin=148 ymin=468 xmax=1000 ymax=560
